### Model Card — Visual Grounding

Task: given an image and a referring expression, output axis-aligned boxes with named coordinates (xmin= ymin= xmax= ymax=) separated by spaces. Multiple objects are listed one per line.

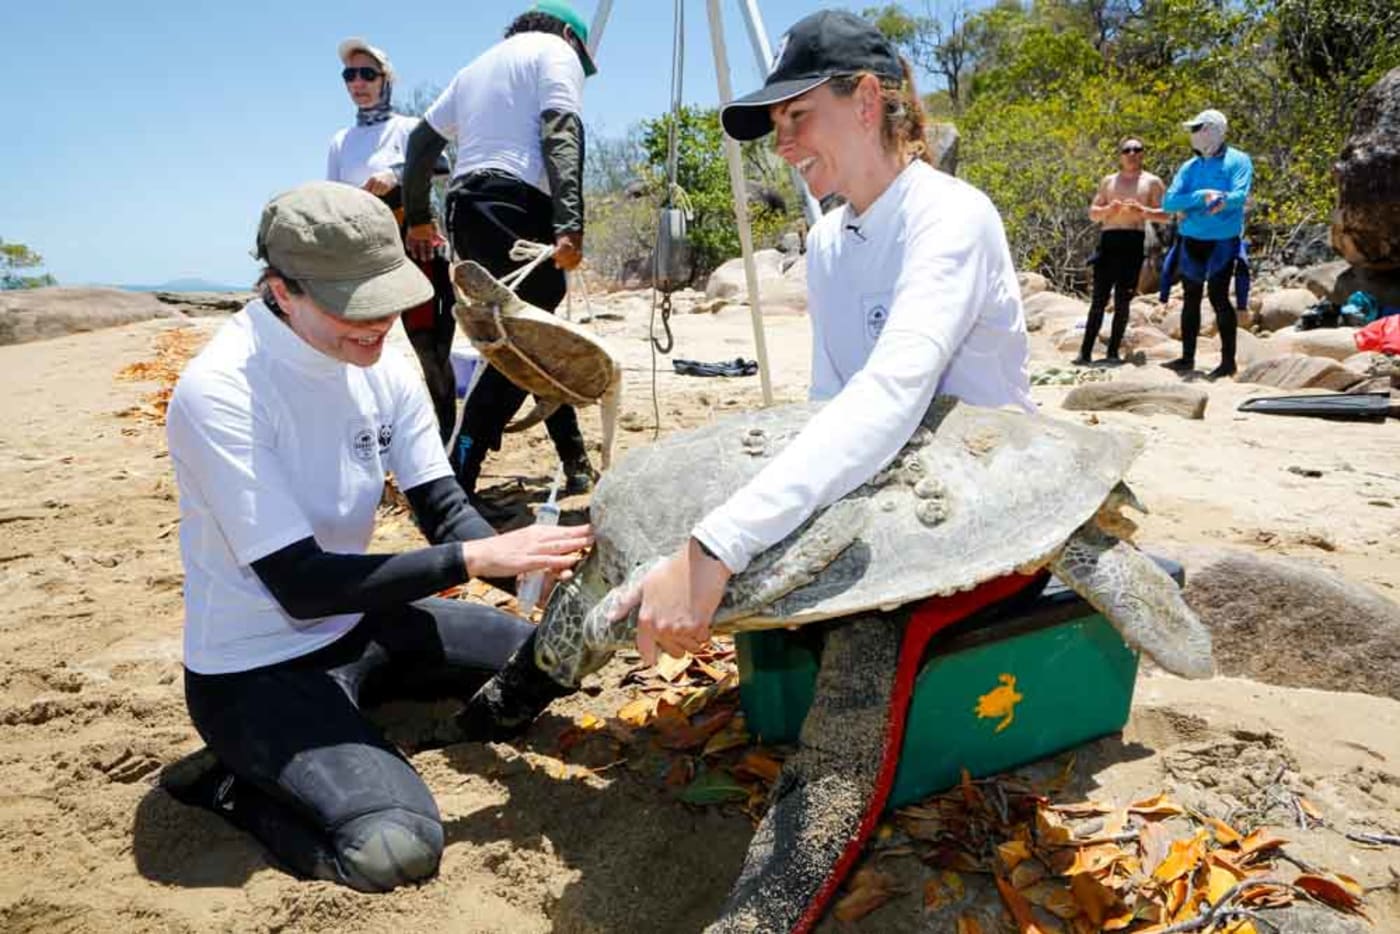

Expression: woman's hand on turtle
xmin=462 ymin=523 xmax=593 ymax=580
xmin=619 ymin=539 xmax=732 ymax=665
xmin=362 ymin=171 xmax=398 ymax=197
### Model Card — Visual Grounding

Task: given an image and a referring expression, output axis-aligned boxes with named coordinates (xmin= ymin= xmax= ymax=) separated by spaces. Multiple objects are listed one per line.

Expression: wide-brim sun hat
xmin=1182 ymin=108 xmax=1227 ymax=131
xmin=256 ymin=182 xmax=431 ymax=321
xmin=532 ymin=0 xmax=598 ymax=77
xmin=338 ymin=37 xmax=395 ymax=81
xmin=720 ymin=10 xmax=902 ymax=141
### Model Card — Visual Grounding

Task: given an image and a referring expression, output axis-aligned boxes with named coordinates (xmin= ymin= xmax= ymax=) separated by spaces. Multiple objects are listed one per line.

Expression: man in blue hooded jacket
xmin=1160 ymin=109 xmax=1253 ymax=380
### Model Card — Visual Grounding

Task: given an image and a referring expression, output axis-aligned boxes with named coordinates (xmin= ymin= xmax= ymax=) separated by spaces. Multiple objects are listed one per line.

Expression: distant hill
xmin=118 ymin=278 xmax=247 ymax=293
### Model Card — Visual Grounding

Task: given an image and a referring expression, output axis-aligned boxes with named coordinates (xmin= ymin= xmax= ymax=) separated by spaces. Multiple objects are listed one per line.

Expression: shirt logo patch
xmin=352 ymin=427 xmax=377 ymax=463
xmin=866 ymin=303 xmax=889 ymax=341
xmin=378 ymin=423 xmax=393 ymax=453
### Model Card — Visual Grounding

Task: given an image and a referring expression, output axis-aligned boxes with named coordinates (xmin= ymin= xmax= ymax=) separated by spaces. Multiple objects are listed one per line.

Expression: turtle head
xmin=534 ymin=576 xmax=594 ymax=687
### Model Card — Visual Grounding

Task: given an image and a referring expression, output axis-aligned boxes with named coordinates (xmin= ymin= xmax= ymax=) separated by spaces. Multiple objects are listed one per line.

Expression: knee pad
xmin=335 ymin=807 xmax=443 ymax=892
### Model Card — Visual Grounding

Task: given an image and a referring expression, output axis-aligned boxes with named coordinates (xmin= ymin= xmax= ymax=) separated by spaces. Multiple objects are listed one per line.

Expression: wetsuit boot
xmin=456 ymin=630 xmax=574 ymax=742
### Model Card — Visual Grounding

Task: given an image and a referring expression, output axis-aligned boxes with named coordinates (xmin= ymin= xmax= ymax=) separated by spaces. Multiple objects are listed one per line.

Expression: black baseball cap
xmin=720 ymin=10 xmax=903 ymax=141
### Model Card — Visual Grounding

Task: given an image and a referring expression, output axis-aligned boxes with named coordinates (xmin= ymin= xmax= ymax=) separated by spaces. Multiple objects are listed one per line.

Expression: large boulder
xmin=1271 ymin=327 xmax=1362 ymax=361
xmin=1017 ymin=271 xmax=1048 ymax=297
xmin=1330 ymin=264 xmax=1400 ymax=309
xmin=703 ymin=250 xmax=805 ymax=313
xmin=0 ymin=287 xmax=184 ymax=346
xmin=1254 ymin=289 xmax=1317 ymax=332
xmin=1021 ymin=291 xmax=1085 ymax=318
xmin=1062 ymin=381 xmax=1208 ymax=418
xmin=1173 ymin=547 xmax=1400 ymax=699
xmin=1331 ymin=66 xmax=1400 ymax=270
xmin=1234 ymin=329 xmax=1288 ymax=368
xmin=1236 ymin=353 xmax=1364 ymax=391
xmin=153 ymin=290 xmax=252 ymax=318
xmin=1300 ymin=260 xmax=1349 ymax=299
xmin=1158 ymin=308 xmax=1219 ymax=340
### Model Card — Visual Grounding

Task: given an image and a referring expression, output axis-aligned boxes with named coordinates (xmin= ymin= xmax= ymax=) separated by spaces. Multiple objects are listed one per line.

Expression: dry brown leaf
xmin=1069 ymin=873 xmax=1121 ymax=927
xmin=1128 ymin=793 xmax=1185 ymax=819
xmin=1297 ymin=796 xmax=1324 ymax=822
xmin=733 ymin=749 xmax=782 ymax=784
xmin=577 ymin=713 xmax=604 ymax=731
xmin=955 ymin=915 xmax=983 ymax=934
xmin=1204 ymin=816 xmax=1243 ymax=846
xmin=1063 ymin=843 xmax=1122 ymax=877
xmin=1011 ymin=859 xmax=1048 ymax=890
xmin=654 ymin=652 xmax=693 ymax=682
xmin=999 ymin=839 xmax=1033 ymax=870
xmin=1293 ymin=872 xmax=1367 ymax=916
xmin=700 ymin=719 xmax=749 ymax=757
xmin=833 ymin=868 xmax=900 ymax=922
xmin=1138 ymin=821 xmax=1172 ymax=877
xmin=1052 ymin=801 xmax=1114 ymax=818
xmin=1021 ymin=881 xmax=1079 ymax=920
xmin=616 ymin=696 xmax=656 ymax=727
xmin=663 ymin=756 xmax=693 ymax=788
xmin=1235 ymin=828 xmax=1288 ymax=857
xmin=1036 ymin=806 xmax=1074 ymax=846
xmin=923 ymin=870 xmax=966 ymax=912
xmin=995 ymin=875 xmax=1053 ymax=933
xmin=1152 ymin=830 xmax=1208 ymax=883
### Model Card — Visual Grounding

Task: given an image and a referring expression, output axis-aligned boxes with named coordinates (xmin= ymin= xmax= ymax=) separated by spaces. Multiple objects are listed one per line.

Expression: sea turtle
xmin=534 ymin=394 xmax=1214 ymax=685
xmin=451 ymin=259 xmax=622 ymax=467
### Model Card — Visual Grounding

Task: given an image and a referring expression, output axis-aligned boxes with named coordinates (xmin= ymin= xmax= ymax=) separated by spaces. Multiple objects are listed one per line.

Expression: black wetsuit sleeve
xmin=540 ymin=109 xmax=585 ymax=235
xmin=404 ymin=475 xmax=495 ymax=545
xmin=251 ymin=538 xmax=467 ymax=620
xmin=403 ymin=120 xmax=450 ymax=228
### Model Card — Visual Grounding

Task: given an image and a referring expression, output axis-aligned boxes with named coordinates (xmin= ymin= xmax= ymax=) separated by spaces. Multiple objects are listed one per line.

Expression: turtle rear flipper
xmin=1050 ymin=524 xmax=1215 ymax=679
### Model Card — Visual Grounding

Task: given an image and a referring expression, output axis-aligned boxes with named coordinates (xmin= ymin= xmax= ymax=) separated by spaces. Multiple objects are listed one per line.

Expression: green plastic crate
xmin=735 ymin=572 xmax=1162 ymax=810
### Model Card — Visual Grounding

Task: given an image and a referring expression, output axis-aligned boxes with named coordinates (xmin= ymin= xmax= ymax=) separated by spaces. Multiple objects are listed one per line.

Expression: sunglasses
xmin=1120 ymin=145 xmax=1145 ymax=153
xmin=342 ymin=66 xmax=383 ymax=83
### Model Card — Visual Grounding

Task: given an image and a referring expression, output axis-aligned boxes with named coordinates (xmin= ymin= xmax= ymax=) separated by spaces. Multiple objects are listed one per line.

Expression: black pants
xmin=445 ymin=170 xmax=587 ymax=495
xmin=1079 ymin=229 xmax=1144 ymax=361
xmin=184 ymin=599 xmax=532 ymax=892
xmin=1179 ymin=236 xmax=1238 ymax=368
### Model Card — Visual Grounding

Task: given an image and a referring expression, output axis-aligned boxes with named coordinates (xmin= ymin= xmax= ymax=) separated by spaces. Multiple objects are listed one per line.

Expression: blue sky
xmin=5 ymin=0 xmax=897 ymax=288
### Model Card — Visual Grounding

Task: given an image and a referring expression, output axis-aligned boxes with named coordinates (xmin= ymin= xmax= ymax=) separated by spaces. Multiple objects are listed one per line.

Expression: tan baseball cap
xmin=255 ymin=182 xmax=431 ymax=320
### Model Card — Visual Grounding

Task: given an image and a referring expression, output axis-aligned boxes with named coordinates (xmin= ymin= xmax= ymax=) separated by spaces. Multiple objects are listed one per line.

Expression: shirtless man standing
xmin=1075 ymin=136 xmax=1169 ymax=365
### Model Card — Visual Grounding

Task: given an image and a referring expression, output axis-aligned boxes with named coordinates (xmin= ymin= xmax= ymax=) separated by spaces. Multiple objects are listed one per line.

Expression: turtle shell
xmin=587 ymin=396 xmax=1142 ymax=628
xmin=451 ymin=260 xmax=619 ymax=405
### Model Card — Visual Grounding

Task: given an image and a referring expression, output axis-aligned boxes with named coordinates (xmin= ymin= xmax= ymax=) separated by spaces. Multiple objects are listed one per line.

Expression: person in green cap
xmin=403 ymin=1 xmax=600 ymax=511
xmin=158 ymin=181 xmax=591 ymax=892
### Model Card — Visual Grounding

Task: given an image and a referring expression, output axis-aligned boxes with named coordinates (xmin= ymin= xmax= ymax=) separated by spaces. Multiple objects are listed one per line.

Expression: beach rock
xmin=1343 ymin=350 xmax=1399 ymax=375
xmin=1347 ymin=377 xmax=1396 ymax=394
xmin=1062 ymin=381 xmax=1208 ymax=418
xmin=1330 ymin=264 xmax=1400 ymax=309
xmin=1234 ymin=329 xmax=1289 ymax=368
xmin=153 ymin=290 xmax=252 ymax=318
xmin=1272 ymin=327 xmax=1361 ymax=361
xmin=1021 ymin=291 xmax=1085 ymax=318
xmin=1158 ymin=308 xmax=1219 ymax=340
xmin=0 ymin=287 xmax=184 ymax=346
xmin=1236 ymin=354 xmax=1364 ymax=391
xmin=1255 ymin=289 xmax=1316 ymax=332
xmin=1300 ymin=260 xmax=1349 ymax=299
xmin=1017 ymin=271 xmax=1048 ymax=297
xmin=1331 ymin=66 xmax=1400 ymax=269
xmin=1276 ymin=264 xmax=1302 ymax=287
xmin=1173 ymin=547 xmax=1400 ymax=699
xmin=1118 ymin=325 xmax=1173 ymax=353
xmin=704 ymin=250 xmax=805 ymax=312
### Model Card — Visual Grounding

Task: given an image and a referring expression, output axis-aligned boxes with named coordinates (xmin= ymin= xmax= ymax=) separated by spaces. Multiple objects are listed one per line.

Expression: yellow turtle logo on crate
xmin=974 ymin=673 xmax=1023 ymax=733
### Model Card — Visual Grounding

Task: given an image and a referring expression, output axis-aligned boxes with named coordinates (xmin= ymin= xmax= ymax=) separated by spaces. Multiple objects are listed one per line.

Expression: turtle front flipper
xmin=1048 ymin=524 xmax=1215 ymax=679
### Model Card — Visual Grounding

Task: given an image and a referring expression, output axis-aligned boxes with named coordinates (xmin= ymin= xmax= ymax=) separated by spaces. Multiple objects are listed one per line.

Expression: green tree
xmin=1 ymin=239 xmax=57 ymax=290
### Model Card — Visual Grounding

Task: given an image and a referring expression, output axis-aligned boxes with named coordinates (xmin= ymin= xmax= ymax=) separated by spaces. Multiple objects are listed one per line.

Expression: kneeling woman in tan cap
xmin=158 ymin=182 xmax=591 ymax=892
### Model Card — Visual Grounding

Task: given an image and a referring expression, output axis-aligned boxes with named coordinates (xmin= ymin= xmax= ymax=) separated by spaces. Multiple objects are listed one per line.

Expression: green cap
xmin=254 ymin=182 xmax=432 ymax=321
xmin=532 ymin=0 xmax=597 ymax=76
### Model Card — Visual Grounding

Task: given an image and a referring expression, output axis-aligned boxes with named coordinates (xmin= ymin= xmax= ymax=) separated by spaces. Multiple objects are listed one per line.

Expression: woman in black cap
xmin=607 ymin=10 xmax=1033 ymax=662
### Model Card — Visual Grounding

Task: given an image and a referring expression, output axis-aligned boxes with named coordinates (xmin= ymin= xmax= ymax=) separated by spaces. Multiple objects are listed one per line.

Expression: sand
xmin=0 ymin=292 xmax=1397 ymax=932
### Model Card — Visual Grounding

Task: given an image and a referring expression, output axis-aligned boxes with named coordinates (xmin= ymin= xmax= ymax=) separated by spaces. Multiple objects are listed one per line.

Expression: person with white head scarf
xmin=1160 ymin=109 xmax=1254 ymax=380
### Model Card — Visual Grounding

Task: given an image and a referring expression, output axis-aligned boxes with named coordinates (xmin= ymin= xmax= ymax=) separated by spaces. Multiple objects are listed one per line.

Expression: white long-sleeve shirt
xmin=693 ymin=159 xmax=1033 ymax=574
xmin=326 ymin=114 xmax=417 ymax=188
